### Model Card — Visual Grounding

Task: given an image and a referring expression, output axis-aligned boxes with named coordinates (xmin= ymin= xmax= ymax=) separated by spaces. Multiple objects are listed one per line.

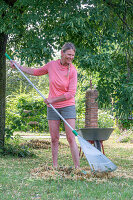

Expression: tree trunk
xmin=0 ymin=33 xmax=8 ymax=148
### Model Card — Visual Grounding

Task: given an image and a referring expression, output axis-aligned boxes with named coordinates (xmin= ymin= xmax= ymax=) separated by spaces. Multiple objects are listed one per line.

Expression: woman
xmin=10 ymin=42 xmax=79 ymax=168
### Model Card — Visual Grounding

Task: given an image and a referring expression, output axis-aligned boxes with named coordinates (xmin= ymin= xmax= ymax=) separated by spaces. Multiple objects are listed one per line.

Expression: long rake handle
xmin=5 ymin=53 xmax=78 ymax=136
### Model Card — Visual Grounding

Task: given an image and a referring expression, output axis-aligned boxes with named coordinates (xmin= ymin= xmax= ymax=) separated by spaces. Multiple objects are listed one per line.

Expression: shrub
xmin=113 ymin=127 xmax=121 ymax=135
xmin=98 ymin=110 xmax=114 ymax=128
xmin=0 ymin=135 xmax=35 ymax=157
xmin=117 ymin=129 xmax=133 ymax=143
xmin=6 ymin=94 xmax=49 ymax=133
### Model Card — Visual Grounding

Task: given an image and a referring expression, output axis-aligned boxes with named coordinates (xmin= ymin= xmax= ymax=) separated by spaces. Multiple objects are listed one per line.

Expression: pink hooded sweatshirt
xmin=33 ymin=59 xmax=77 ymax=108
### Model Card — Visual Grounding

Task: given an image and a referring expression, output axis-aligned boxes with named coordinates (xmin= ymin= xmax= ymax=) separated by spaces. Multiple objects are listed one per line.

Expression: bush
xmin=117 ymin=129 xmax=133 ymax=143
xmin=0 ymin=135 xmax=35 ymax=157
xmin=113 ymin=127 xmax=121 ymax=135
xmin=98 ymin=110 xmax=114 ymax=128
xmin=6 ymin=95 xmax=116 ymax=133
xmin=6 ymin=94 xmax=49 ymax=133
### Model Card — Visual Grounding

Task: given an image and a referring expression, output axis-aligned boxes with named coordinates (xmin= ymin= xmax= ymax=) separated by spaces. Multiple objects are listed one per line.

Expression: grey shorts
xmin=47 ymin=105 xmax=76 ymax=120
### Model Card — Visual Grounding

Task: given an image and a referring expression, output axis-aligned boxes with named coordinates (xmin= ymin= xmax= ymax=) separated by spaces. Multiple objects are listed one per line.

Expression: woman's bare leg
xmin=48 ymin=120 xmax=60 ymax=168
xmin=64 ymin=119 xmax=80 ymax=168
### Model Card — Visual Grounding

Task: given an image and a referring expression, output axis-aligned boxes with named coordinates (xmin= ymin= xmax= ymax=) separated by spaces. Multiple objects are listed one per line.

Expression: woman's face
xmin=61 ymin=49 xmax=75 ymax=66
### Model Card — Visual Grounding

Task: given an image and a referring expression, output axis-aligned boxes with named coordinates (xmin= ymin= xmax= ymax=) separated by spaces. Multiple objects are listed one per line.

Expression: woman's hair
xmin=62 ymin=42 xmax=76 ymax=53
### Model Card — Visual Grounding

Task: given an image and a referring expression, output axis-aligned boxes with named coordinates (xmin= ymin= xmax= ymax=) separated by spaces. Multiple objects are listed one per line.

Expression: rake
xmin=5 ymin=53 xmax=117 ymax=173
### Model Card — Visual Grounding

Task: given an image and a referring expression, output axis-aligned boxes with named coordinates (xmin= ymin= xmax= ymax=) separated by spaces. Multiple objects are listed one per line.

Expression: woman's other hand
xmin=44 ymin=95 xmax=66 ymax=105
xmin=44 ymin=98 xmax=53 ymax=105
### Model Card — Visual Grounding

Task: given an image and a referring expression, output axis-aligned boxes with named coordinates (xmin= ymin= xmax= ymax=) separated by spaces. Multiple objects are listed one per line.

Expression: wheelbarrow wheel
xmin=94 ymin=140 xmax=101 ymax=151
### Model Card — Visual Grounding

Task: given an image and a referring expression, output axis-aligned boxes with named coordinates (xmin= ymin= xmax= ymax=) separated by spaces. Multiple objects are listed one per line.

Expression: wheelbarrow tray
xmin=77 ymin=128 xmax=114 ymax=141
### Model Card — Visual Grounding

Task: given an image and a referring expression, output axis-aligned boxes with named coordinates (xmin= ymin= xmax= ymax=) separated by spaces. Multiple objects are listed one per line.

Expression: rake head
xmin=78 ymin=135 xmax=117 ymax=173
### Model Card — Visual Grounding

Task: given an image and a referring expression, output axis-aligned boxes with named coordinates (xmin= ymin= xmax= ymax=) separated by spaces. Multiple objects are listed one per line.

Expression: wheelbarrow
xmin=77 ymin=128 xmax=114 ymax=155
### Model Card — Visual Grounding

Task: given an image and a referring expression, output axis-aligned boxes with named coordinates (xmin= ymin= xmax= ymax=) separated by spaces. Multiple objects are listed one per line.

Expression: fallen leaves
xmin=31 ymin=165 xmax=114 ymax=181
xmin=21 ymin=139 xmax=68 ymax=149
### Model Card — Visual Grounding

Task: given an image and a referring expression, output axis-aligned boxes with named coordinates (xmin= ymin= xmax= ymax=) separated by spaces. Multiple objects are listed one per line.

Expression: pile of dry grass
xmin=31 ymin=165 xmax=114 ymax=181
xmin=22 ymin=139 xmax=68 ymax=149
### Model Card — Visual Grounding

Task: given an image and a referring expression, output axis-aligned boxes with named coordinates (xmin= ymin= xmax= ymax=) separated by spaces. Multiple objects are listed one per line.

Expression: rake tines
xmin=78 ymin=135 xmax=117 ymax=173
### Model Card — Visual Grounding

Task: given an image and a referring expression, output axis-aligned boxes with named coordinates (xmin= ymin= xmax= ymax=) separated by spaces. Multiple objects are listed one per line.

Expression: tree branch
xmin=116 ymin=12 xmax=133 ymax=32
xmin=103 ymin=0 xmax=133 ymax=32
xmin=3 ymin=0 xmax=17 ymax=7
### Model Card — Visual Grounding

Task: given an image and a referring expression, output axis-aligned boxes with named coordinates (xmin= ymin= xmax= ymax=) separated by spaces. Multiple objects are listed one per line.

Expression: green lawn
xmin=0 ymin=135 xmax=132 ymax=200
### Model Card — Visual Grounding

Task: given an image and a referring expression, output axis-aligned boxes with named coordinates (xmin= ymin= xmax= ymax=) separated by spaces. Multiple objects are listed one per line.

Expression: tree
xmin=90 ymin=0 xmax=133 ymax=128
xmin=0 ymin=0 xmax=133 ymax=147
xmin=73 ymin=0 xmax=133 ymax=128
xmin=0 ymin=33 xmax=8 ymax=147
xmin=0 ymin=0 xmax=91 ymax=147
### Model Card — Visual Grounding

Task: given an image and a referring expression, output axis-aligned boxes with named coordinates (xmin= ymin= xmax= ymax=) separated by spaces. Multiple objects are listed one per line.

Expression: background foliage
xmin=6 ymin=67 xmax=115 ymax=134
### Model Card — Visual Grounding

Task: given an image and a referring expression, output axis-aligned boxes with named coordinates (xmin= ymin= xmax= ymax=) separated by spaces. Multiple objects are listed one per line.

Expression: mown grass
xmin=0 ymin=134 xmax=133 ymax=200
